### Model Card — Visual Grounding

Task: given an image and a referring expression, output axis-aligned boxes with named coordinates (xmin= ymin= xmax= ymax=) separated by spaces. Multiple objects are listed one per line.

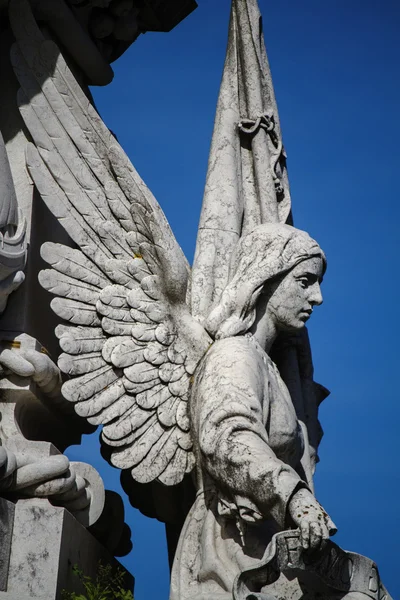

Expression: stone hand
xmin=0 ymin=347 xmax=62 ymax=397
xmin=0 ymin=445 xmax=17 ymax=483
xmin=0 ymin=447 xmax=91 ymax=513
xmin=288 ymin=488 xmax=337 ymax=551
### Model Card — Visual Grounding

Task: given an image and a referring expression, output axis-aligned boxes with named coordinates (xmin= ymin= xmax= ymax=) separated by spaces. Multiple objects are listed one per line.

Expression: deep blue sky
xmin=67 ymin=1 xmax=400 ymax=597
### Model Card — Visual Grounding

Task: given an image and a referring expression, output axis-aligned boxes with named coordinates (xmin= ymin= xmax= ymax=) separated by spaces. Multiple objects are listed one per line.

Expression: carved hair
xmin=205 ymin=223 xmax=326 ymax=339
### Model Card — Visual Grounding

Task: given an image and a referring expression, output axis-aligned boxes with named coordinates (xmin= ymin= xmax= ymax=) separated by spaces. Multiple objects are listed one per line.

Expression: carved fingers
xmin=0 ymin=452 xmax=69 ymax=494
xmin=12 ymin=455 xmax=71 ymax=492
xmin=18 ymin=459 xmax=98 ymax=523
xmin=23 ymin=350 xmax=62 ymax=397
xmin=0 ymin=450 xmax=99 ymax=524
xmin=52 ymin=475 xmax=92 ymax=512
xmin=0 ymin=348 xmax=35 ymax=377
xmin=300 ymin=518 xmax=330 ymax=551
xmin=288 ymin=488 xmax=337 ymax=552
xmin=0 ymin=446 xmax=17 ymax=485
xmin=0 ymin=347 xmax=62 ymax=397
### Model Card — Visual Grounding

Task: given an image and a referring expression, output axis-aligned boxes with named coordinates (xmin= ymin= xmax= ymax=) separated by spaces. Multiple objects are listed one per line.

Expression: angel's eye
xmin=296 ymin=273 xmax=319 ymax=289
xmin=298 ymin=277 xmax=309 ymax=289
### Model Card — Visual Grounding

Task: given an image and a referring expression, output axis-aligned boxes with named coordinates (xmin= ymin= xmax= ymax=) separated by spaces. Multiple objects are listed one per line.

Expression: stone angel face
xmin=270 ymin=257 xmax=324 ymax=330
xmin=205 ymin=223 xmax=326 ymax=342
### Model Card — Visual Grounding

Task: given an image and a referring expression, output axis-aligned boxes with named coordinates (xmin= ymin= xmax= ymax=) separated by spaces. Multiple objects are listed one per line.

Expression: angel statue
xmin=9 ymin=0 xmax=392 ymax=598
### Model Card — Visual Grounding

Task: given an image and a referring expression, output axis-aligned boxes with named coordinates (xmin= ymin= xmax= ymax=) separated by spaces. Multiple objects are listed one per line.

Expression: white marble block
xmin=0 ymin=498 xmax=133 ymax=599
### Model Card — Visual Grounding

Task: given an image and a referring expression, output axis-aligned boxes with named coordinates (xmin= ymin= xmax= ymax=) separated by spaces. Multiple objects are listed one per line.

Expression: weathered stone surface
xmin=170 ymin=228 xmax=335 ymax=600
xmin=0 ymin=335 xmax=126 ymax=541
xmin=0 ymin=437 xmax=104 ymax=526
xmin=0 ymin=133 xmax=26 ymax=314
xmin=235 ymin=530 xmax=392 ymax=600
xmin=0 ymin=499 xmax=14 ymax=592
xmin=10 ymin=0 xmax=210 ymax=490
xmin=0 ymin=0 xmax=197 ymax=349
xmin=0 ymin=499 xmax=133 ymax=599
xmin=13 ymin=0 xmax=392 ymax=596
xmin=0 ymin=0 xmax=195 ymax=596
xmin=0 ymin=0 xmax=392 ymax=599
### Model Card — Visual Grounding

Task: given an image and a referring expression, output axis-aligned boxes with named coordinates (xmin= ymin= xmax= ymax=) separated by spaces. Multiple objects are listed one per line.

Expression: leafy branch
xmin=62 ymin=562 xmax=133 ymax=600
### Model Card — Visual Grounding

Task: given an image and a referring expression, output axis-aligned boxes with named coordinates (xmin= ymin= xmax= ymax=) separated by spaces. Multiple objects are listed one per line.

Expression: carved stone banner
xmin=234 ymin=530 xmax=392 ymax=600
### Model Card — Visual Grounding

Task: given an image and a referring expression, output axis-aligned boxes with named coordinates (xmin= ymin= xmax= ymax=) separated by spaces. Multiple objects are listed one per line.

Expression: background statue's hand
xmin=0 ymin=348 xmax=62 ymax=397
xmin=288 ymin=488 xmax=337 ymax=551
xmin=0 ymin=447 xmax=93 ymax=518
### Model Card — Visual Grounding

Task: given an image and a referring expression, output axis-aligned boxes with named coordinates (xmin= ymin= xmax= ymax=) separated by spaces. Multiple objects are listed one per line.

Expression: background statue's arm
xmin=193 ymin=339 xmax=308 ymax=528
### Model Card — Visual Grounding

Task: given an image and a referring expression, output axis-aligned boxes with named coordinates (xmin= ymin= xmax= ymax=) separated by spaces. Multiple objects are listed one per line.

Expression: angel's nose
xmin=309 ymin=282 xmax=323 ymax=307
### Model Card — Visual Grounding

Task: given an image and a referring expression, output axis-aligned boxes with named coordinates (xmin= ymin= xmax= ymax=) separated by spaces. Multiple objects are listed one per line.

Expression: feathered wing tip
xmin=191 ymin=0 xmax=291 ymax=322
xmin=39 ymin=234 xmax=205 ymax=486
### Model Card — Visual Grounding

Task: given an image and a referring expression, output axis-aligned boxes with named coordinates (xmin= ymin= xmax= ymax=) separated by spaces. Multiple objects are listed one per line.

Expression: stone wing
xmin=11 ymin=2 xmax=211 ymax=485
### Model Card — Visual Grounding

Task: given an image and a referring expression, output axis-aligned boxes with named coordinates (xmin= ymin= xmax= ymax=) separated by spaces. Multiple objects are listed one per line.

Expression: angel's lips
xmin=299 ymin=310 xmax=313 ymax=322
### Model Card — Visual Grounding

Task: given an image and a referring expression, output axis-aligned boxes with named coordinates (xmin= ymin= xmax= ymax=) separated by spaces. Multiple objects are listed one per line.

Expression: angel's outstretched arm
xmin=192 ymin=337 xmax=307 ymax=528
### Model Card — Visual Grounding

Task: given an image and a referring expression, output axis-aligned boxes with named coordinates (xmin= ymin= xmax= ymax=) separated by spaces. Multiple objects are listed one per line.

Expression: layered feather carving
xmin=11 ymin=0 xmax=212 ymax=486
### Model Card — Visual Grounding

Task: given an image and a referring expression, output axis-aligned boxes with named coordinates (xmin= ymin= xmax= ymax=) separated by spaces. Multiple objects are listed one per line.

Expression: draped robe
xmin=170 ymin=334 xmax=313 ymax=600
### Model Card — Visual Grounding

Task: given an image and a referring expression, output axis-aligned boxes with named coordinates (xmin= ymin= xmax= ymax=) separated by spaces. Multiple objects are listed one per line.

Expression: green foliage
xmin=62 ymin=562 xmax=133 ymax=600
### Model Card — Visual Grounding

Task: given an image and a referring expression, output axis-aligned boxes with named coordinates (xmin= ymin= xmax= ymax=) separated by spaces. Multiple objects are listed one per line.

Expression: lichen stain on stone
xmin=26 ymin=552 xmax=38 ymax=581
xmin=31 ymin=506 xmax=47 ymax=521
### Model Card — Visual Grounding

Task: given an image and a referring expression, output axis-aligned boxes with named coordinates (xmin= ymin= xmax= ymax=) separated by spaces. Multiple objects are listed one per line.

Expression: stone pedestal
xmin=0 ymin=499 xmax=133 ymax=599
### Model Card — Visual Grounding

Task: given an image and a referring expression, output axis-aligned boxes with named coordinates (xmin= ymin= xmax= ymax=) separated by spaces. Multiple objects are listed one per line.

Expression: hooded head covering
xmin=205 ymin=223 xmax=326 ymax=339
